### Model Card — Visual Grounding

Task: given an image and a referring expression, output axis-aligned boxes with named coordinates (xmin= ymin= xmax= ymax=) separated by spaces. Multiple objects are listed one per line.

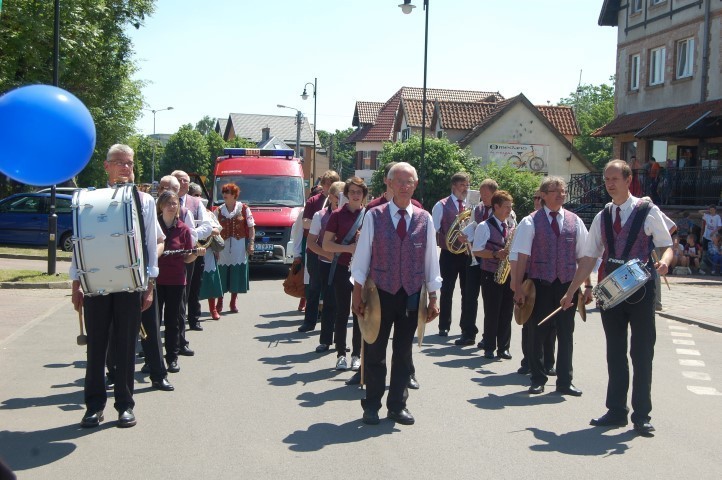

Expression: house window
xmin=401 ymin=128 xmax=411 ymax=142
xmin=676 ymin=38 xmax=694 ymax=79
xmin=437 ymin=130 xmax=443 ymax=139
xmin=649 ymin=47 xmax=665 ymax=86
xmin=362 ymin=150 xmax=372 ymax=169
xmin=630 ymin=54 xmax=640 ymax=90
xmin=630 ymin=0 xmax=642 ymax=13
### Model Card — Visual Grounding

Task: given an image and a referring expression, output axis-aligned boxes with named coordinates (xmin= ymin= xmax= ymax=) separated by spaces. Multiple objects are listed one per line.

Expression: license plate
xmin=254 ymin=243 xmax=274 ymax=252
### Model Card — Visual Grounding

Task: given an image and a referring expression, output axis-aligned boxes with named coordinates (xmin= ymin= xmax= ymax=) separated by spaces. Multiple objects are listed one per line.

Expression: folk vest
xmin=528 ymin=209 xmax=578 ymax=284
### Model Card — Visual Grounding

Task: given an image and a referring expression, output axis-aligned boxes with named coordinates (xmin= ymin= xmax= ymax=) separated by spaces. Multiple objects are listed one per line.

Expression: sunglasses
xmin=533 ymin=196 xmax=541 ymax=200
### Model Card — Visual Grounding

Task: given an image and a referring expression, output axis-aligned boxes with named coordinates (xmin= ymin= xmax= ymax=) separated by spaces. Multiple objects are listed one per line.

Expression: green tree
xmin=318 ymin=128 xmax=356 ymax=179
xmin=0 ymin=0 xmax=156 ymax=188
xmin=205 ymin=131 xmax=225 ymax=166
xmin=225 ymin=137 xmax=257 ymax=148
xmin=475 ymin=163 xmax=542 ymax=219
xmin=372 ymin=135 xmax=483 ymax=211
xmin=195 ymin=115 xmax=216 ymax=136
xmin=559 ymin=78 xmax=615 ymax=170
xmin=161 ymin=124 xmax=210 ymax=176
xmin=126 ymin=134 xmax=163 ymax=184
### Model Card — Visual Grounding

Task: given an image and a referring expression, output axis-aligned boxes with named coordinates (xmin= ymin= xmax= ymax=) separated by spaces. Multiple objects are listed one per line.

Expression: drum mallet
xmin=651 ymin=250 xmax=671 ymax=291
xmin=537 ymin=306 xmax=562 ymax=326
xmin=77 ymin=310 xmax=87 ymax=346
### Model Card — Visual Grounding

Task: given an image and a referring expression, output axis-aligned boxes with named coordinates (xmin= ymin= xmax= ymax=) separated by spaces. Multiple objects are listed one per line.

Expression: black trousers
xmin=332 ymin=264 xmax=360 ymax=358
xmin=318 ymin=260 xmax=337 ymax=346
xmin=84 ymin=291 xmax=141 ymax=412
xmin=139 ymin=291 xmax=167 ymax=381
xmin=479 ymin=270 xmax=513 ymax=353
xmin=302 ymin=252 xmax=322 ymax=328
xmin=179 ymin=261 xmax=195 ymax=347
xmin=438 ymin=249 xmax=468 ymax=331
xmin=460 ymin=263 xmax=481 ymax=338
xmin=361 ymin=288 xmax=418 ymax=413
xmin=520 ymin=322 xmax=555 ymax=370
xmin=188 ymin=255 xmax=205 ymax=325
xmin=528 ymin=280 xmax=575 ymax=388
xmin=601 ymin=279 xmax=656 ymax=423
xmin=157 ymin=284 xmax=185 ymax=364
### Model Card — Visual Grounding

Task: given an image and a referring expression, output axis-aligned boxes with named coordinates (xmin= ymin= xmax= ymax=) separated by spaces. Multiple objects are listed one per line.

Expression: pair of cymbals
xmin=513 ymin=279 xmax=587 ymax=325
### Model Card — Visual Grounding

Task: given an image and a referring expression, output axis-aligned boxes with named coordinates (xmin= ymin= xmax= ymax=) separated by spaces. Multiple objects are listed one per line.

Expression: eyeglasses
xmin=533 ymin=196 xmax=541 ymax=200
xmin=221 ymin=189 xmax=232 ymax=194
xmin=545 ymin=189 xmax=567 ymax=195
xmin=108 ymin=160 xmax=134 ymax=167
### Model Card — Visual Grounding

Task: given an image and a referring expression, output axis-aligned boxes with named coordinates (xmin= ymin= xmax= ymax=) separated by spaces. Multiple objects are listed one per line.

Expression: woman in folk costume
xmin=199 ymin=204 xmax=224 ymax=319
xmin=214 ymin=183 xmax=255 ymax=314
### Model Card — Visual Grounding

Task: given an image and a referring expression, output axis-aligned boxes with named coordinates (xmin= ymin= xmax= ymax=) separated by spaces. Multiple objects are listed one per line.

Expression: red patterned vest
xmin=528 ymin=209 xmax=578 ymax=284
xmin=436 ymin=196 xmax=460 ymax=251
xmin=370 ymin=203 xmax=428 ymax=295
xmin=600 ymin=200 xmax=653 ymax=280
xmin=480 ymin=217 xmax=510 ymax=273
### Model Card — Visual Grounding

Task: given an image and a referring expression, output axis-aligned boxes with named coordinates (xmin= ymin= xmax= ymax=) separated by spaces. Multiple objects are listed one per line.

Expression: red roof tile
xmin=536 ymin=105 xmax=580 ymax=136
xmin=593 ymin=99 xmax=722 ymax=138
xmin=355 ymin=101 xmax=384 ymax=125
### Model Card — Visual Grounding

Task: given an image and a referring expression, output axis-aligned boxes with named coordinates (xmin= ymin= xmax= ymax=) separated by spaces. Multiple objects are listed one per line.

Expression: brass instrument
xmin=445 ymin=190 xmax=481 ymax=265
xmin=494 ymin=224 xmax=515 ymax=284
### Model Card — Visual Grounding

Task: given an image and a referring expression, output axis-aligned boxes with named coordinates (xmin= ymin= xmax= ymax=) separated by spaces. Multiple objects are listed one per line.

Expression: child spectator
xmin=707 ymin=233 xmax=722 ymax=275
xmin=680 ymin=233 xmax=704 ymax=274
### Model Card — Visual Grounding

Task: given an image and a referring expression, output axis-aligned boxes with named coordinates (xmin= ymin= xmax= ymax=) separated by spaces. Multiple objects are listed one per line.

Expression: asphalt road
xmin=1 ymin=267 xmax=721 ymax=479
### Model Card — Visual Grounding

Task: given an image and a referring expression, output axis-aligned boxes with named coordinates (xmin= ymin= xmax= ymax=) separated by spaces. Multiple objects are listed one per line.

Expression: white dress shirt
xmin=350 ymin=201 xmax=442 ymax=292
xmin=582 ymin=195 xmax=673 ymax=258
xmin=511 ymin=206 xmax=589 ymax=260
xmin=471 ymin=216 xmax=508 ymax=253
xmin=180 ymin=193 xmax=213 ymax=242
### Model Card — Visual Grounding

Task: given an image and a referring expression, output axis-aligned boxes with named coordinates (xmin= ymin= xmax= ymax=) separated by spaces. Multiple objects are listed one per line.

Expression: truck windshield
xmin=214 ymin=175 xmax=305 ymax=207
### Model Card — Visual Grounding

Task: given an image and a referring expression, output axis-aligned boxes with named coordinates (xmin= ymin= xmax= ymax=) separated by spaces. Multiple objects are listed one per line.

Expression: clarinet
xmin=161 ymin=248 xmax=198 ymax=257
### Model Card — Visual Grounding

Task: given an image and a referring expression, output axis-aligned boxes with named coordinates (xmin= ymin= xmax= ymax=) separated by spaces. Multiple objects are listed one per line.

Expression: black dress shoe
xmin=477 ymin=339 xmax=487 ymax=350
xmin=633 ymin=421 xmax=656 ymax=437
xmin=438 ymin=329 xmax=449 ymax=337
xmin=117 ymin=408 xmax=136 ymax=428
xmin=362 ymin=409 xmax=380 ymax=425
xmin=590 ymin=412 xmax=628 ymax=427
xmin=152 ymin=378 xmax=175 ymax=391
xmin=297 ymin=323 xmax=316 ymax=333
xmin=556 ymin=384 xmax=583 ymax=396
xmin=517 ymin=365 xmax=530 ymax=375
xmin=167 ymin=361 xmax=180 ymax=373
xmin=178 ymin=346 xmax=195 ymax=356
xmin=140 ymin=363 xmax=151 ymax=374
xmin=346 ymin=371 xmax=361 ymax=385
xmin=528 ymin=384 xmax=545 ymax=394
xmin=388 ymin=408 xmax=415 ymax=425
xmin=105 ymin=379 xmax=114 ymax=390
xmin=454 ymin=336 xmax=475 ymax=346
xmin=483 ymin=350 xmax=495 ymax=359
xmin=497 ymin=350 xmax=512 ymax=360
xmin=189 ymin=323 xmax=203 ymax=331
xmin=315 ymin=343 xmax=330 ymax=353
xmin=407 ymin=374 xmax=420 ymax=390
xmin=80 ymin=410 xmax=104 ymax=428
xmin=546 ymin=366 xmax=557 ymax=376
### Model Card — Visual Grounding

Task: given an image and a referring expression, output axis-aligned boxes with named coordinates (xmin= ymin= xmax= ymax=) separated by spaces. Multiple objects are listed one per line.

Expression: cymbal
xmin=514 ymin=279 xmax=535 ymax=325
xmin=577 ymin=288 xmax=587 ymax=322
xmin=359 ymin=277 xmax=381 ymax=344
xmin=417 ymin=283 xmax=428 ymax=347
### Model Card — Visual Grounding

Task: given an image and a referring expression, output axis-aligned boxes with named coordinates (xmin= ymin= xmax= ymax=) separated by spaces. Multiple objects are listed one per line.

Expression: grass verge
xmin=0 ymin=245 xmax=72 ymax=259
xmin=0 ymin=270 xmax=70 ymax=283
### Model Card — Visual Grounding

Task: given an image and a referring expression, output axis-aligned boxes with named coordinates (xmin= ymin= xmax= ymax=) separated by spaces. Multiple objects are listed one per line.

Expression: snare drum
xmin=593 ymin=259 xmax=651 ymax=310
xmin=72 ymin=184 xmax=148 ymax=296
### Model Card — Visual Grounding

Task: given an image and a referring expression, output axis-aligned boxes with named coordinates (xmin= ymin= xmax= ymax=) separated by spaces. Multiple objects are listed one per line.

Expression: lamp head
xmin=399 ymin=1 xmax=415 ymax=14
xmin=167 ymin=106 xmax=174 ymax=111
xmin=301 ymin=88 xmax=309 ymax=100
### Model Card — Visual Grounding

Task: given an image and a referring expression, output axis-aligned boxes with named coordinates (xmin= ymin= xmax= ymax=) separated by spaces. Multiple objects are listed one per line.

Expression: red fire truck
xmin=211 ymin=148 xmax=305 ymax=265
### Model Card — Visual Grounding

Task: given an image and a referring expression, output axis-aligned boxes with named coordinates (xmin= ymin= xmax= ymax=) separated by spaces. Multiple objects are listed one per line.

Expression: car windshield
xmin=214 ymin=175 xmax=305 ymax=207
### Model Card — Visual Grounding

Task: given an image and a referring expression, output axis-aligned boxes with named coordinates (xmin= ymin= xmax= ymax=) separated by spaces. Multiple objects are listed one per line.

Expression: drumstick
xmin=538 ymin=306 xmax=562 ymax=326
xmin=139 ymin=323 xmax=148 ymax=341
xmin=360 ymin=341 xmax=365 ymax=387
xmin=651 ymin=250 xmax=671 ymax=290
xmin=77 ymin=310 xmax=87 ymax=346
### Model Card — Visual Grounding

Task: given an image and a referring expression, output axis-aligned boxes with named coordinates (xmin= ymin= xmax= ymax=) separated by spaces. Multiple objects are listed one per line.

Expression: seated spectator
xmin=706 ymin=233 xmax=722 ymax=275
xmin=668 ymin=234 xmax=682 ymax=272
xmin=680 ymin=233 xmax=703 ymax=274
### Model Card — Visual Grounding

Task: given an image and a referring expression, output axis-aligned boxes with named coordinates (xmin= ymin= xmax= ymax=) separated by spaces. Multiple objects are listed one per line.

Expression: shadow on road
xmin=266 ymin=367 xmax=347 ymax=387
xmin=283 ymin=420 xmax=398 ymax=452
xmin=297 ymin=384 xmax=364 ymax=408
xmin=525 ymin=426 xmax=637 ymax=456
xmin=468 ymin=391 xmax=565 ymax=410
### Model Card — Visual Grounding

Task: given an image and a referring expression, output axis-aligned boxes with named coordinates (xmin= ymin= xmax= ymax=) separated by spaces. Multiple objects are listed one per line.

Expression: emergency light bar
xmin=223 ymin=148 xmax=295 ymax=158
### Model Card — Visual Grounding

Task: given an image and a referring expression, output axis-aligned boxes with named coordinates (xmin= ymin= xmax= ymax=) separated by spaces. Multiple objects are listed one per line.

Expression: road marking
xmin=670 ymin=332 xmax=692 ymax=337
xmin=673 ymin=339 xmax=695 ymax=346
xmin=679 ymin=359 xmax=705 ymax=367
xmin=668 ymin=325 xmax=688 ymax=330
xmin=687 ymin=386 xmax=722 ymax=396
xmin=676 ymin=348 xmax=701 ymax=356
xmin=682 ymin=371 xmax=711 ymax=381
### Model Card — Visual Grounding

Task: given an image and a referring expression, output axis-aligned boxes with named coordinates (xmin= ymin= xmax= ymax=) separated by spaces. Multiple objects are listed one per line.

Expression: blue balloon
xmin=0 ymin=85 xmax=96 ymax=186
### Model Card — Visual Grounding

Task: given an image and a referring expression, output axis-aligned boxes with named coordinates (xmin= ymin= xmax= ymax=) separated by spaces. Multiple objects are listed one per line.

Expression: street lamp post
xmin=400 ymin=0 xmax=429 ymax=204
xmin=147 ymin=106 xmax=173 ymax=184
xmin=277 ymin=104 xmax=303 ymax=161
xmin=47 ymin=0 xmax=62 ymax=275
xmin=301 ymin=78 xmax=317 ymax=182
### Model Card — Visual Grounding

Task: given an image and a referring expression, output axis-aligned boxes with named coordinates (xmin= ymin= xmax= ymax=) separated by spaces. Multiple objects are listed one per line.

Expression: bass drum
xmin=71 ymin=184 xmax=148 ymax=296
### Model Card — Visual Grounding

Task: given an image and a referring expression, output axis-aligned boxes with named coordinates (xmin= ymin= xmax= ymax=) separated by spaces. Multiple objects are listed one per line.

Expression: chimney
xmin=262 ymin=126 xmax=270 ymax=142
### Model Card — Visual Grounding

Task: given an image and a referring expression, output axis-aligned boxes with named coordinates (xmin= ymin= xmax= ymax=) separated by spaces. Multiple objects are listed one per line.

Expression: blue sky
xmin=130 ymin=0 xmax=618 ymax=136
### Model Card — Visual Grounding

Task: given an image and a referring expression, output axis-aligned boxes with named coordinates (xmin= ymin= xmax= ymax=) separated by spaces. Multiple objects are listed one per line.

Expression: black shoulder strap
xmin=621 ymin=200 xmax=651 ymax=259
xmin=603 ymin=204 xmax=616 ymax=258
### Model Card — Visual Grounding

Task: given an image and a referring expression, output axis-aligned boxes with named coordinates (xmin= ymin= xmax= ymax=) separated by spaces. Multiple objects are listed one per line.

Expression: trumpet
xmin=494 ymin=226 xmax=515 ymax=284
xmin=445 ymin=190 xmax=481 ymax=266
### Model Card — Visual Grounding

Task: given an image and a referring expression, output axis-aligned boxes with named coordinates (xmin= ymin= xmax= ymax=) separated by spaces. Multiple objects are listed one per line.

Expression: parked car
xmin=0 ymin=193 xmax=75 ymax=251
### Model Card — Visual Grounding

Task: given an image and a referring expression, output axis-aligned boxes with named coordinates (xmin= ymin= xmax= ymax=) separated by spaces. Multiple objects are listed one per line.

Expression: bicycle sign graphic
xmin=508 ymin=146 xmax=545 ymax=172
xmin=488 ymin=143 xmax=547 ymax=172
